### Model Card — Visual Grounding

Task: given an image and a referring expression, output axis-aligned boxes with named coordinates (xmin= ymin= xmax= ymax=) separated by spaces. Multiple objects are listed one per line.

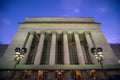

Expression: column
xmin=49 ymin=32 xmax=56 ymax=65
xmin=20 ymin=32 xmax=34 ymax=64
xmin=34 ymin=32 xmax=45 ymax=65
xmin=74 ymin=32 xmax=85 ymax=65
xmin=63 ymin=31 xmax=70 ymax=64
xmin=84 ymin=32 xmax=98 ymax=64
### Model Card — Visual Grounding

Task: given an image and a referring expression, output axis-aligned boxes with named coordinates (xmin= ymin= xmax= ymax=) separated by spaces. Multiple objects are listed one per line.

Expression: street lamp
xmin=91 ymin=47 xmax=103 ymax=65
xmin=91 ymin=47 xmax=106 ymax=79
xmin=14 ymin=47 xmax=27 ymax=64
xmin=91 ymin=47 xmax=103 ymax=69
xmin=9 ymin=47 xmax=27 ymax=79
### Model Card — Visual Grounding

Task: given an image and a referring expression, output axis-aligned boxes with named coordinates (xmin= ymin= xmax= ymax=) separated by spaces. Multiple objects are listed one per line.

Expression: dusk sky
xmin=0 ymin=0 xmax=120 ymax=44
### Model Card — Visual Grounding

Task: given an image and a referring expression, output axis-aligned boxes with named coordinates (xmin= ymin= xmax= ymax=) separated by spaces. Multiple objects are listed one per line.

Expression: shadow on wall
xmin=110 ymin=43 xmax=120 ymax=60
xmin=0 ymin=44 xmax=9 ymax=57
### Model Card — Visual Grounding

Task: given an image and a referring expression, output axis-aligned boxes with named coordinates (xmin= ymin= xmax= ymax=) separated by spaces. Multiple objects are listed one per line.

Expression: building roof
xmin=22 ymin=17 xmax=100 ymax=24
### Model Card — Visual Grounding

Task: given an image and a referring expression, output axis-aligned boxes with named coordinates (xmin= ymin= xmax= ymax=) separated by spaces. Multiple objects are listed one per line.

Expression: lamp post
xmin=91 ymin=47 xmax=106 ymax=79
xmin=14 ymin=47 xmax=27 ymax=66
xmin=91 ymin=47 xmax=103 ymax=69
xmin=9 ymin=47 xmax=27 ymax=79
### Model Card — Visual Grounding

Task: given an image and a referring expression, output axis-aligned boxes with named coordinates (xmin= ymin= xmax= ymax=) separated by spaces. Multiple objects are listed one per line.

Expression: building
xmin=0 ymin=17 xmax=120 ymax=80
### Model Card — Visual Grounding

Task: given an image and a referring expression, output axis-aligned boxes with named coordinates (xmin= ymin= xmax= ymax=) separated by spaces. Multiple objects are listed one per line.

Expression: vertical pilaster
xmin=63 ymin=31 xmax=70 ymax=65
xmin=20 ymin=32 xmax=34 ymax=64
xmin=34 ymin=32 xmax=45 ymax=65
xmin=49 ymin=31 xmax=56 ymax=65
xmin=74 ymin=32 xmax=85 ymax=65
xmin=84 ymin=32 xmax=98 ymax=64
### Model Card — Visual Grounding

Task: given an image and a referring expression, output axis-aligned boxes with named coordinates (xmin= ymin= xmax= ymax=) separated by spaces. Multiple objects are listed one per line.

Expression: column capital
xmin=63 ymin=31 xmax=68 ymax=34
xmin=35 ymin=31 xmax=45 ymax=34
xmin=29 ymin=31 xmax=35 ymax=35
xmin=74 ymin=31 xmax=79 ymax=34
xmin=51 ymin=31 xmax=57 ymax=34
xmin=40 ymin=31 xmax=46 ymax=34
xmin=84 ymin=31 xmax=91 ymax=34
xmin=35 ymin=30 xmax=40 ymax=34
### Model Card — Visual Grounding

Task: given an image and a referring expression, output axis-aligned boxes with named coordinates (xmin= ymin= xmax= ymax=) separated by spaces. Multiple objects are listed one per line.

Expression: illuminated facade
xmin=0 ymin=17 xmax=120 ymax=80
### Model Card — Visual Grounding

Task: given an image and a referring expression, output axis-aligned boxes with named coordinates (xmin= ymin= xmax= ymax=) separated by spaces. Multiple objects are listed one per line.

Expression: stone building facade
xmin=0 ymin=17 xmax=120 ymax=80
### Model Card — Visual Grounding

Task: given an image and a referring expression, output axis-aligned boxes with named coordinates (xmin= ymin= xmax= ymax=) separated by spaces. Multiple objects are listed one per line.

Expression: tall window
xmin=68 ymin=34 xmax=79 ymax=64
xmin=56 ymin=34 xmax=63 ymax=64
xmin=41 ymin=34 xmax=51 ymax=65
xmin=80 ymin=34 xmax=92 ymax=64
xmin=26 ymin=33 xmax=39 ymax=64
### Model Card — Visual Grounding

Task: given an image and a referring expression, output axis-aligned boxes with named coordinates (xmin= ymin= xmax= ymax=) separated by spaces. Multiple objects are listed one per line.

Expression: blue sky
xmin=0 ymin=0 xmax=120 ymax=44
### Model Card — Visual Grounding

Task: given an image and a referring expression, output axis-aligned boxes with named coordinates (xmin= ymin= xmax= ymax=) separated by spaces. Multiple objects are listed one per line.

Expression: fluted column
xmin=63 ymin=31 xmax=70 ymax=64
xmin=74 ymin=32 xmax=85 ymax=65
xmin=84 ymin=32 xmax=98 ymax=64
xmin=20 ymin=32 xmax=34 ymax=64
xmin=49 ymin=32 xmax=56 ymax=65
xmin=34 ymin=32 xmax=45 ymax=65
